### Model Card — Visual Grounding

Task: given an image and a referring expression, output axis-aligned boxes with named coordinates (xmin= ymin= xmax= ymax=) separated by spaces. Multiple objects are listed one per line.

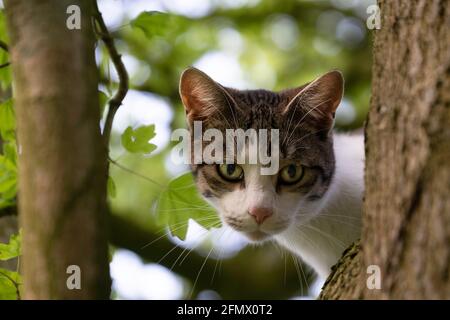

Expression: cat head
xmin=179 ymin=67 xmax=343 ymax=242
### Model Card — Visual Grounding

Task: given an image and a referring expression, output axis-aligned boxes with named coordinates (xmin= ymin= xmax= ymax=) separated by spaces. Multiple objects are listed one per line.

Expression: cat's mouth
xmin=223 ymin=218 xmax=272 ymax=241
xmin=244 ymin=230 xmax=271 ymax=242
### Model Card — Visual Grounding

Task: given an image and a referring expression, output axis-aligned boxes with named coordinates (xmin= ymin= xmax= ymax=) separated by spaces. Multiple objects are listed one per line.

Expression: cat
xmin=179 ymin=67 xmax=364 ymax=280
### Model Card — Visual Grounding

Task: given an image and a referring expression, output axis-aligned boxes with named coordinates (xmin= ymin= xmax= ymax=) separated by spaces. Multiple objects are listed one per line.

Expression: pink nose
xmin=248 ymin=207 xmax=273 ymax=225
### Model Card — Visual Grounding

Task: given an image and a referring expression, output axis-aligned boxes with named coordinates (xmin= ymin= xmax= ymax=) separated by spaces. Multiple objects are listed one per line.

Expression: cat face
xmin=179 ymin=67 xmax=343 ymax=242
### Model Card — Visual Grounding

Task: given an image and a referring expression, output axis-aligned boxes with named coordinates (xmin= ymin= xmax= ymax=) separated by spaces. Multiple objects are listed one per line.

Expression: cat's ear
xmin=179 ymin=67 xmax=237 ymax=124
xmin=282 ymin=70 xmax=344 ymax=131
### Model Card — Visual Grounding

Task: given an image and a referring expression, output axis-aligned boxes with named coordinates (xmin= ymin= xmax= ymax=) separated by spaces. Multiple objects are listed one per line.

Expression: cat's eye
xmin=217 ymin=164 xmax=244 ymax=181
xmin=279 ymin=164 xmax=304 ymax=185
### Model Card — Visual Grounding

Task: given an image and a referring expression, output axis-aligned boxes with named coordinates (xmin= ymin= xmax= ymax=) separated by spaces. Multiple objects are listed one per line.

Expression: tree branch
xmin=92 ymin=0 xmax=128 ymax=147
xmin=0 ymin=62 xmax=10 ymax=69
xmin=319 ymin=241 xmax=363 ymax=299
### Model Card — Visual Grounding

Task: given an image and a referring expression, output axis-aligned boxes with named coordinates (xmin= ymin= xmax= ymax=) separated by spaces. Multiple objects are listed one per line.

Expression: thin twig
xmin=0 ymin=41 xmax=10 ymax=69
xmin=0 ymin=40 xmax=9 ymax=52
xmin=92 ymin=1 xmax=129 ymax=148
xmin=108 ymin=156 xmax=163 ymax=187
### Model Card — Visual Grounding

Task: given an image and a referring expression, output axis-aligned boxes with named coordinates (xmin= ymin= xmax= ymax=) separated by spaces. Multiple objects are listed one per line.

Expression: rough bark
xmin=320 ymin=0 xmax=450 ymax=299
xmin=319 ymin=242 xmax=363 ymax=300
xmin=4 ymin=0 xmax=111 ymax=299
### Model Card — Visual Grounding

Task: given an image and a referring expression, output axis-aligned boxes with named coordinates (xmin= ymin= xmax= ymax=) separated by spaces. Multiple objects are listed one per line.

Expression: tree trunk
xmin=4 ymin=0 xmax=111 ymax=299
xmin=321 ymin=0 xmax=450 ymax=299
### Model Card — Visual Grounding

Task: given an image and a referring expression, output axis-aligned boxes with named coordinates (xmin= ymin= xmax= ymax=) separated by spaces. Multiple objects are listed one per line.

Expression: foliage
xmin=0 ymin=231 xmax=21 ymax=300
xmin=121 ymin=124 xmax=157 ymax=154
xmin=131 ymin=11 xmax=187 ymax=39
xmin=0 ymin=231 xmax=20 ymax=260
xmin=154 ymin=172 xmax=220 ymax=240
xmin=0 ymin=99 xmax=17 ymax=209
xmin=117 ymin=120 xmax=218 ymax=239
xmin=0 ymin=11 xmax=11 ymax=90
xmin=0 ymin=268 xmax=21 ymax=300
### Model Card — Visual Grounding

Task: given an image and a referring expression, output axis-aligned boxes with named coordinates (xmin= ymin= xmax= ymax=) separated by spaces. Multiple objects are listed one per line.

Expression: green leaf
xmin=154 ymin=172 xmax=221 ymax=240
xmin=121 ymin=125 xmax=157 ymax=154
xmin=0 ymin=12 xmax=11 ymax=90
xmin=107 ymin=176 xmax=116 ymax=199
xmin=0 ymin=99 xmax=15 ymax=141
xmin=131 ymin=11 xmax=184 ymax=39
xmin=0 ymin=154 xmax=17 ymax=202
xmin=2 ymin=141 xmax=17 ymax=166
xmin=0 ymin=268 xmax=21 ymax=300
xmin=0 ymin=231 xmax=21 ymax=261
